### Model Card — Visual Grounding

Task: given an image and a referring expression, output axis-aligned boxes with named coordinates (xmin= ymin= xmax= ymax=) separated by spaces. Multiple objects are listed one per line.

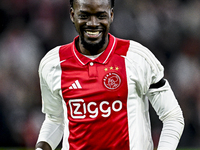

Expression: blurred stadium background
xmin=0 ymin=0 xmax=200 ymax=149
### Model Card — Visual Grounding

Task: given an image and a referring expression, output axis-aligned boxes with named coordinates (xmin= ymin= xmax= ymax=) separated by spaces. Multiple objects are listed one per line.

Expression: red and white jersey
xmin=39 ymin=34 xmax=165 ymax=150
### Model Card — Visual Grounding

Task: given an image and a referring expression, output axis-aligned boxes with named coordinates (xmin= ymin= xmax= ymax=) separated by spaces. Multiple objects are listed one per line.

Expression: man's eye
xmin=98 ymin=15 xmax=107 ymax=19
xmin=78 ymin=14 xmax=88 ymax=19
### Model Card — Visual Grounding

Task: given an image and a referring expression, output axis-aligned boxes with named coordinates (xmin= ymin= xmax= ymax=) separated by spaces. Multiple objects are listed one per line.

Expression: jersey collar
xmin=72 ymin=33 xmax=116 ymax=65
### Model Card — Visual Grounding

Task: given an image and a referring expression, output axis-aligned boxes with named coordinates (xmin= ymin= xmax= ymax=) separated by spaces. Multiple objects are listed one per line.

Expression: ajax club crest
xmin=103 ymin=72 xmax=121 ymax=90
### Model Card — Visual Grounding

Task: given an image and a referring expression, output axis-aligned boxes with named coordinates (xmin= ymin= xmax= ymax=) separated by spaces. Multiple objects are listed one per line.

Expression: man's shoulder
xmin=127 ymin=40 xmax=157 ymax=63
xmin=127 ymin=40 xmax=164 ymax=75
xmin=39 ymin=42 xmax=73 ymax=71
xmin=39 ymin=46 xmax=61 ymax=73
xmin=114 ymin=37 xmax=152 ymax=60
xmin=128 ymin=40 xmax=150 ymax=55
xmin=114 ymin=37 xmax=150 ymax=58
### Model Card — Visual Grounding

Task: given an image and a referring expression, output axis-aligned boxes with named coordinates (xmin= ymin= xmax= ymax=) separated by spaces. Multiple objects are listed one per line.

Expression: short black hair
xmin=70 ymin=0 xmax=115 ymax=8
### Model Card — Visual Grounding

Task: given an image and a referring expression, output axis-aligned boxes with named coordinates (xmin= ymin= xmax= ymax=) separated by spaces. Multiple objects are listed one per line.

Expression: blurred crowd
xmin=0 ymin=0 xmax=200 ymax=148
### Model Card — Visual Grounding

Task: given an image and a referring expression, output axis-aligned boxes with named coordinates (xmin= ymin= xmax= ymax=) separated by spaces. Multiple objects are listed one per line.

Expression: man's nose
xmin=86 ymin=16 xmax=99 ymax=27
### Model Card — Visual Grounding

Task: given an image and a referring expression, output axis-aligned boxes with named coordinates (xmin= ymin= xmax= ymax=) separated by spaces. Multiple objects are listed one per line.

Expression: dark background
xmin=0 ymin=0 xmax=200 ymax=148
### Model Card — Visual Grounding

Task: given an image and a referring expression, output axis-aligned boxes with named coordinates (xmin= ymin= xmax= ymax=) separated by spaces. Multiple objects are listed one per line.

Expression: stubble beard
xmin=80 ymin=36 xmax=106 ymax=55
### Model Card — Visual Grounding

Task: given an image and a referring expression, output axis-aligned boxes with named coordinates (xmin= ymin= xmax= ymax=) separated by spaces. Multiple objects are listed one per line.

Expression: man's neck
xmin=76 ymin=36 xmax=109 ymax=56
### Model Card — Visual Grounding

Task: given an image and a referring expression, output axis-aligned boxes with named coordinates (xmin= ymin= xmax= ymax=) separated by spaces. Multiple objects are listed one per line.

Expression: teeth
xmin=86 ymin=31 xmax=100 ymax=35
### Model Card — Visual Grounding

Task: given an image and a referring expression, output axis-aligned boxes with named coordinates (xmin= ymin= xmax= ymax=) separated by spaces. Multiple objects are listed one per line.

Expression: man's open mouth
xmin=85 ymin=31 xmax=102 ymax=38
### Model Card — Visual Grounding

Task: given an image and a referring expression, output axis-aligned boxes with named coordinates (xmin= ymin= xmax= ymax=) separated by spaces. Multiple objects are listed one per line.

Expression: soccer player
xmin=35 ymin=0 xmax=184 ymax=150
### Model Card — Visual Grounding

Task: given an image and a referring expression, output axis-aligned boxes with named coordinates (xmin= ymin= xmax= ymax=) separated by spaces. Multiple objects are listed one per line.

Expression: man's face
xmin=70 ymin=0 xmax=114 ymax=53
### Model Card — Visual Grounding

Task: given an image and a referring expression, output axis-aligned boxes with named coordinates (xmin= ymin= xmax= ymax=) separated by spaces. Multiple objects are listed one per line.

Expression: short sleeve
xmin=127 ymin=41 xmax=164 ymax=95
xmin=39 ymin=46 xmax=64 ymax=118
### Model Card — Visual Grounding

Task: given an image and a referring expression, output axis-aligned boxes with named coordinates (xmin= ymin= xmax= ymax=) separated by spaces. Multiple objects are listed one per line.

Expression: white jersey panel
xmin=125 ymin=40 xmax=164 ymax=150
xmin=62 ymin=93 xmax=70 ymax=150
xmin=39 ymin=46 xmax=63 ymax=116
xmin=38 ymin=46 xmax=69 ymax=149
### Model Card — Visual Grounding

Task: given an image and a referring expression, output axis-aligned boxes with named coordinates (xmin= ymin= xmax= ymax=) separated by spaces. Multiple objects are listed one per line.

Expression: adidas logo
xmin=69 ymin=80 xmax=82 ymax=89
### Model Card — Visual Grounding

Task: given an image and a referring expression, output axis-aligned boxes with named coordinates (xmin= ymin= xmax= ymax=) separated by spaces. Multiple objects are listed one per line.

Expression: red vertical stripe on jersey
xmin=59 ymin=35 xmax=131 ymax=150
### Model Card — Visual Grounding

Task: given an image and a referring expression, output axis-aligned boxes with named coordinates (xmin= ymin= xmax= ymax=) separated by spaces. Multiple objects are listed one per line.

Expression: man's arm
xmin=128 ymin=40 xmax=184 ymax=149
xmin=36 ymin=141 xmax=51 ymax=150
xmin=36 ymin=114 xmax=64 ymax=150
xmin=147 ymin=79 xmax=184 ymax=150
xmin=36 ymin=46 xmax=64 ymax=150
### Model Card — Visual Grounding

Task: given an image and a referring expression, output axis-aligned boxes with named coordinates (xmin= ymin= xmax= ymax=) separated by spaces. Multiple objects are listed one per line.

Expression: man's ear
xmin=110 ymin=8 xmax=114 ymax=23
xmin=70 ymin=8 xmax=75 ymax=23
